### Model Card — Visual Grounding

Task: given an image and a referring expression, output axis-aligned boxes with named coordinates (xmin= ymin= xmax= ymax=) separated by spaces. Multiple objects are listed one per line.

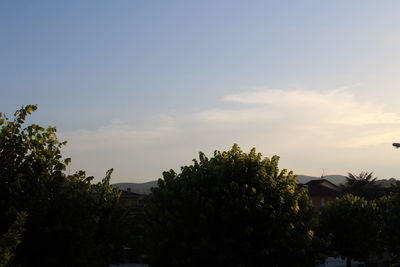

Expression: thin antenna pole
xmin=321 ymin=168 xmax=327 ymax=179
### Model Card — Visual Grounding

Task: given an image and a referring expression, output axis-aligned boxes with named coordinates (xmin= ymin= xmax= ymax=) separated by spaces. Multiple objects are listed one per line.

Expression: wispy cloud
xmin=60 ymin=86 xmax=400 ymax=181
xmin=61 ymin=115 xmax=178 ymax=151
xmin=197 ymin=87 xmax=400 ymax=148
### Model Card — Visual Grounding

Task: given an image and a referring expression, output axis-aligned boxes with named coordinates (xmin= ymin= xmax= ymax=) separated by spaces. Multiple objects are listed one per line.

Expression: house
xmin=120 ymin=188 xmax=149 ymax=215
xmin=303 ymin=179 xmax=341 ymax=207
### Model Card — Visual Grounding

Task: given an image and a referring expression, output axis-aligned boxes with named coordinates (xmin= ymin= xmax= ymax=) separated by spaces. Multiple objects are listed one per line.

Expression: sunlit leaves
xmin=143 ymin=145 xmax=319 ymax=267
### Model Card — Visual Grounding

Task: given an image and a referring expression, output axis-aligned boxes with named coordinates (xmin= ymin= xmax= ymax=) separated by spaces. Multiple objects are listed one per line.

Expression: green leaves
xmin=341 ymin=172 xmax=383 ymax=200
xmin=143 ymin=144 xmax=319 ymax=267
xmin=0 ymin=113 xmax=5 ymax=126
xmin=13 ymin=105 xmax=37 ymax=125
xmin=0 ymin=105 xmax=130 ymax=266
xmin=0 ymin=212 xmax=28 ymax=267
xmin=378 ymin=185 xmax=400 ymax=263
xmin=319 ymin=194 xmax=379 ymax=262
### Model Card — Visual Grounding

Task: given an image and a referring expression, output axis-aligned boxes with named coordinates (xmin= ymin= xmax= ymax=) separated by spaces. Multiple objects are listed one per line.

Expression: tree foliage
xmin=341 ymin=172 xmax=383 ymax=200
xmin=143 ymin=145 xmax=322 ymax=267
xmin=0 ymin=105 xmax=130 ymax=266
xmin=0 ymin=212 xmax=27 ymax=267
xmin=379 ymin=181 xmax=400 ymax=264
xmin=319 ymin=194 xmax=379 ymax=267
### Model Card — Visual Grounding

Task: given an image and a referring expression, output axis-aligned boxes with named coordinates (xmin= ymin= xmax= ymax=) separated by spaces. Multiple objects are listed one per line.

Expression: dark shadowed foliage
xmin=142 ymin=145 xmax=325 ymax=267
xmin=0 ymin=105 xmax=132 ymax=267
xmin=379 ymin=181 xmax=400 ymax=265
xmin=341 ymin=172 xmax=385 ymax=200
xmin=319 ymin=194 xmax=379 ymax=267
xmin=0 ymin=212 xmax=27 ymax=266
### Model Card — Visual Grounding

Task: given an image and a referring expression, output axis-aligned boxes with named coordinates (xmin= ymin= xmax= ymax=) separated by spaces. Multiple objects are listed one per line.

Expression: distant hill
xmin=112 ymin=176 xmax=346 ymax=194
xmin=113 ymin=175 xmax=398 ymax=194
xmin=112 ymin=181 xmax=158 ymax=194
xmin=376 ymin=178 xmax=398 ymax=188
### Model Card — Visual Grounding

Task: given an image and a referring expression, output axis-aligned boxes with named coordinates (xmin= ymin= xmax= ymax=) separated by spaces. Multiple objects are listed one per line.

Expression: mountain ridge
xmin=112 ymin=175 xmax=398 ymax=194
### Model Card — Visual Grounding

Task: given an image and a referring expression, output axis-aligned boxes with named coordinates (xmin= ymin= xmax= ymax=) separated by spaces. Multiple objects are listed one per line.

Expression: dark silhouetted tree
xmin=341 ymin=172 xmax=383 ymax=200
xmin=379 ymin=181 xmax=400 ymax=265
xmin=143 ymin=145 xmax=324 ymax=267
xmin=319 ymin=194 xmax=379 ymax=267
xmin=0 ymin=105 xmax=131 ymax=267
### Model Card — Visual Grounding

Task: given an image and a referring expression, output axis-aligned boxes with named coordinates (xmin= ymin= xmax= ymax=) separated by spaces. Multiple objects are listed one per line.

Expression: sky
xmin=2 ymin=1 xmax=400 ymax=182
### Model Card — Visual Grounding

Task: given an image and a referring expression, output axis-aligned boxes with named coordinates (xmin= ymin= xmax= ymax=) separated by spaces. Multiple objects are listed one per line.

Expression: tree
xmin=341 ymin=172 xmax=383 ymax=200
xmin=379 ymin=181 xmax=400 ymax=265
xmin=143 ymin=145 xmax=322 ymax=267
xmin=0 ymin=105 xmax=131 ymax=266
xmin=319 ymin=194 xmax=379 ymax=267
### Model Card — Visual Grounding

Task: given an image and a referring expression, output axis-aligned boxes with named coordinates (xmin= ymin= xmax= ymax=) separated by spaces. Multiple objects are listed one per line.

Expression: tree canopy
xmin=379 ymin=182 xmax=400 ymax=264
xmin=319 ymin=194 xmax=379 ymax=267
xmin=0 ymin=105 xmax=130 ymax=266
xmin=341 ymin=172 xmax=383 ymax=200
xmin=143 ymin=145 xmax=322 ymax=267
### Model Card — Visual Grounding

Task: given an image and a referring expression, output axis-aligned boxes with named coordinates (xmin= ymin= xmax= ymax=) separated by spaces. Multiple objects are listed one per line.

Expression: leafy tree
xmin=143 ymin=145 xmax=323 ymax=267
xmin=0 ymin=212 xmax=27 ymax=267
xmin=319 ymin=194 xmax=379 ymax=267
xmin=379 ymin=181 xmax=400 ymax=265
xmin=0 ymin=105 xmax=131 ymax=266
xmin=341 ymin=172 xmax=384 ymax=200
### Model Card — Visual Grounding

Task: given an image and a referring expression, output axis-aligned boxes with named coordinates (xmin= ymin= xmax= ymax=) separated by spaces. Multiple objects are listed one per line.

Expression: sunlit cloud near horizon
xmin=61 ymin=86 xmax=400 ymax=182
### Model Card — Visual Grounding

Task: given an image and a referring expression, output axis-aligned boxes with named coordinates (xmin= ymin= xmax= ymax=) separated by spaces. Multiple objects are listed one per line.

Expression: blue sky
xmin=2 ymin=1 xmax=400 ymax=182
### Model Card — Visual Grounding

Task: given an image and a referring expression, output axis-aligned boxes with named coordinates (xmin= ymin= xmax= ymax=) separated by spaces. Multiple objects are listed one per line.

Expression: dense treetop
xmin=143 ymin=145 xmax=322 ymax=267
